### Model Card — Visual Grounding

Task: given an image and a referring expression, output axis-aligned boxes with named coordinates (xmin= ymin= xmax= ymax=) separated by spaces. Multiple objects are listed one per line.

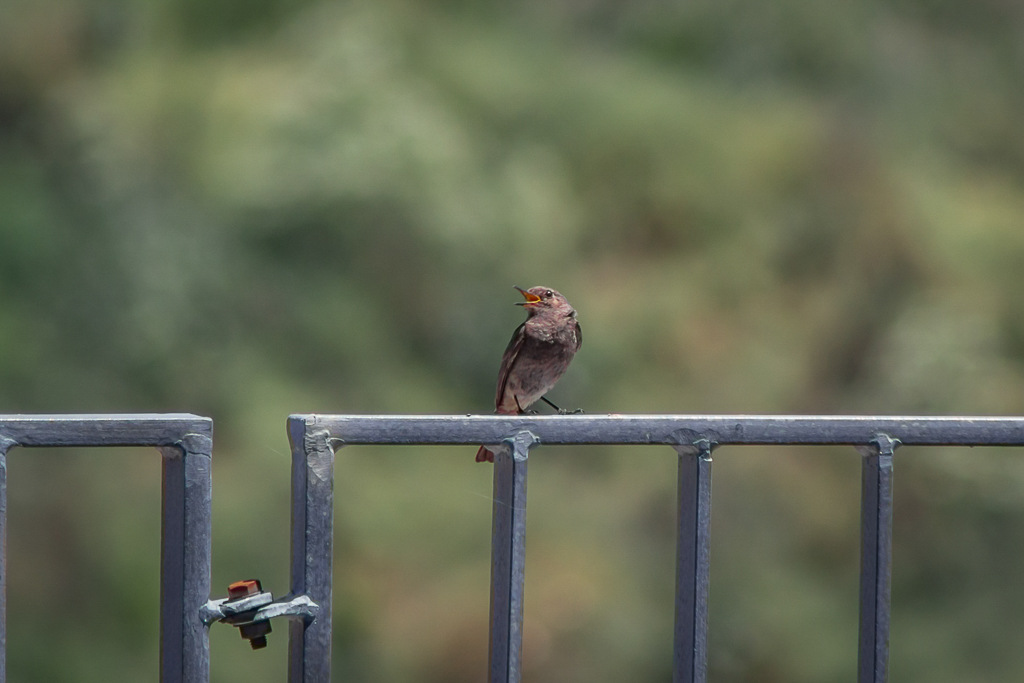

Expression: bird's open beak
xmin=514 ymin=285 xmax=542 ymax=306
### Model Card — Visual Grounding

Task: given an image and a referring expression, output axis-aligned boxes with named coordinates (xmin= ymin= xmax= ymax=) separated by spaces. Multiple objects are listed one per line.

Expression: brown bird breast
xmin=496 ymin=319 xmax=579 ymax=414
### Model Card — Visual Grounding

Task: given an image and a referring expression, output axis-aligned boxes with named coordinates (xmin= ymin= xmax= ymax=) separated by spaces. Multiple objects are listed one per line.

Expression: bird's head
xmin=514 ymin=286 xmax=575 ymax=317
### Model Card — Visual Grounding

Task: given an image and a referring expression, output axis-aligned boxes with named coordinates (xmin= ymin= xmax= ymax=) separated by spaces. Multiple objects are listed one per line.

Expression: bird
xmin=476 ymin=286 xmax=582 ymax=463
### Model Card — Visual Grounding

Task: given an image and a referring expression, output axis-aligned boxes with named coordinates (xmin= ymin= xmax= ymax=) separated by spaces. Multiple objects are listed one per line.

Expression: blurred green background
xmin=3 ymin=0 xmax=1024 ymax=681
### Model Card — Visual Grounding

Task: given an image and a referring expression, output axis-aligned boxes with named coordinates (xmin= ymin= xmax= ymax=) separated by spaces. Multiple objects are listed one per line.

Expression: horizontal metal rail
xmin=310 ymin=414 xmax=1024 ymax=445
xmin=0 ymin=414 xmax=213 ymax=683
xmin=299 ymin=413 xmax=1024 ymax=683
xmin=0 ymin=414 xmax=211 ymax=446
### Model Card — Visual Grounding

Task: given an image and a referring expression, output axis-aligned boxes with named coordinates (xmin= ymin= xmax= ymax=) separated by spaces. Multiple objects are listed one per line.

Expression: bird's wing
xmin=495 ymin=322 xmax=527 ymax=410
xmin=574 ymin=321 xmax=582 ymax=351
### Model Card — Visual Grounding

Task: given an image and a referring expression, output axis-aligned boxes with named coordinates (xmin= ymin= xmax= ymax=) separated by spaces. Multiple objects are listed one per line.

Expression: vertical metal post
xmin=488 ymin=430 xmax=538 ymax=683
xmin=159 ymin=433 xmax=213 ymax=683
xmin=0 ymin=436 xmax=13 ymax=683
xmin=672 ymin=439 xmax=713 ymax=683
xmin=287 ymin=417 xmax=334 ymax=683
xmin=857 ymin=434 xmax=896 ymax=683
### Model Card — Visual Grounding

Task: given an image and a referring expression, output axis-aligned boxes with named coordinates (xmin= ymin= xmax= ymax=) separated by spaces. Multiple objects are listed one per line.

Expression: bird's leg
xmin=540 ymin=396 xmax=561 ymax=411
xmin=512 ymin=397 xmax=536 ymax=413
xmin=541 ymin=396 xmax=584 ymax=415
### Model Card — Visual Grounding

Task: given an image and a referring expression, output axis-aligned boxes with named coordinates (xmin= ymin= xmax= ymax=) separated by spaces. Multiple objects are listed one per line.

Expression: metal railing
xmin=0 ymin=414 xmax=213 ymax=683
xmin=5 ymin=413 xmax=1024 ymax=683
xmin=290 ymin=414 xmax=1024 ymax=683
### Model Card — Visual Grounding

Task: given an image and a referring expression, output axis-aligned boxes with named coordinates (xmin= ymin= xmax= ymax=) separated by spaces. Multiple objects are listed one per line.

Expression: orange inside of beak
xmin=514 ymin=287 xmax=542 ymax=305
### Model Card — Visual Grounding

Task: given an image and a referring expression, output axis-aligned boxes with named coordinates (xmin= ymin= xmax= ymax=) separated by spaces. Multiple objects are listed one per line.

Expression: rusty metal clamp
xmin=202 ymin=580 xmax=320 ymax=650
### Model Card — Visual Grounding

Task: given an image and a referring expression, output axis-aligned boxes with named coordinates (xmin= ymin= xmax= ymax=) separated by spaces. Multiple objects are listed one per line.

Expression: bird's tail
xmin=476 ymin=405 xmax=521 ymax=463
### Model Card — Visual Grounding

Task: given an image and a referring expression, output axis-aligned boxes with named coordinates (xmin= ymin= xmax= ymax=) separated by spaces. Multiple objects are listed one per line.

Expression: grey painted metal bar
xmin=858 ymin=435 xmax=896 ymax=683
xmin=0 ymin=414 xmax=213 ymax=683
xmin=287 ymin=417 xmax=334 ymax=683
xmin=672 ymin=440 xmax=713 ymax=683
xmin=159 ymin=433 xmax=213 ymax=683
xmin=305 ymin=414 xmax=1024 ymax=446
xmin=488 ymin=431 xmax=538 ymax=683
xmin=0 ymin=414 xmax=211 ymax=447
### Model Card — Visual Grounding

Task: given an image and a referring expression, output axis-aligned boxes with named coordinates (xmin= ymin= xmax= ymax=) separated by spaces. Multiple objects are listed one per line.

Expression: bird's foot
xmin=557 ymin=408 xmax=585 ymax=415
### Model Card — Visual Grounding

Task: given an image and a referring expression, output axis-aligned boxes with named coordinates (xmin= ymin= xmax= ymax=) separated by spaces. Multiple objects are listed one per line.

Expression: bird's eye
xmin=545 ymin=290 xmax=553 ymax=298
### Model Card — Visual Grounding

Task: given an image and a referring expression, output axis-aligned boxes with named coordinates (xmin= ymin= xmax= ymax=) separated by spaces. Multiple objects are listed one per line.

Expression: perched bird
xmin=476 ymin=286 xmax=582 ymax=463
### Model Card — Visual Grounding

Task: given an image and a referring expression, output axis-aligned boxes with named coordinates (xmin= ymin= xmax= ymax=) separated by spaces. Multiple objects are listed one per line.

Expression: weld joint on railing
xmin=0 ymin=434 xmax=16 ymax=456
xmin=303 ymin=428 xmax=332 ymax=451
xmin=857 ymin=433 xmax=900 ymax=458
xmin=671 ymin=435 xmax=716 ymax=459
xmin=301 ymin=428 xmax=336 ymax=486
xmin=500 ymin=429 xmax=540 ymax=462
xmin=158 ymin=432 xmax=213 ymax=459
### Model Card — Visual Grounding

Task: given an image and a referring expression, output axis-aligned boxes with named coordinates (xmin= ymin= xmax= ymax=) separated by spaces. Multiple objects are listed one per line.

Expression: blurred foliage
xmin=3 ymin=0 xmax=1024 ymax=681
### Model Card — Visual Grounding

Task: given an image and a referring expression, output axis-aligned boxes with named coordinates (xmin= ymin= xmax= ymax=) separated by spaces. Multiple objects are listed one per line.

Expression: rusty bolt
xmin=239 ymin=620 xmax=272 ymax=650
xmin=228 ymin=579 xmax=263 ymax=600
xmin=225 ymin=579 xmax=272 ymax=649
